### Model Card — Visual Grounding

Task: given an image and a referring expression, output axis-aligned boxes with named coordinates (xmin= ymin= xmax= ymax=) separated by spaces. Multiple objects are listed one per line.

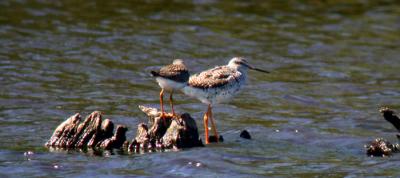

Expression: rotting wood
xmin=46 ymin=111 xmax=127 ymax=150
xmin=46 ymin=106 xmax=203 ymax=153
xmin=365 ymin=107 xmax=400 ymax=157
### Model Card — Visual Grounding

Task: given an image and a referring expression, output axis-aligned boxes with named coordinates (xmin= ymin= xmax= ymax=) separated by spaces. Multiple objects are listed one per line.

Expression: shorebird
xmin=151 ymin=59 xmax=190 ymax=118
xmin=182 ymin=57 xmax=269 ymax=144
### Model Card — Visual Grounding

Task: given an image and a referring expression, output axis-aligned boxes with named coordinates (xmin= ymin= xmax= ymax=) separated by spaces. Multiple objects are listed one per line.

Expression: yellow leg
xmin=159 ymin=89 xmax=166 ymax=123
xmin=159 ymin=89 xmax=165 ymax=115
xmin=169 ymin=91 xmax=176 ymax=117
xmin=208 ymin=104 xmax=219 ymax=142
xmin=203 ymin=108 xmax=209 ymax=144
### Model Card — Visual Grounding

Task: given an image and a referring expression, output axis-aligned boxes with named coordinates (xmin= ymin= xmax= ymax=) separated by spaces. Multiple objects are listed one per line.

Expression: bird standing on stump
xmin=182 ymin=57 xmax=269 ymax=144
xmin=151 ymin=59 xmax=190 ymax=119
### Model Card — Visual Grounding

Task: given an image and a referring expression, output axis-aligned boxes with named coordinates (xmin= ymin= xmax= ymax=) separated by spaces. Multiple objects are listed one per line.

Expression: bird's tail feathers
xmin=151 ymin=71 xmax=160 ymax=77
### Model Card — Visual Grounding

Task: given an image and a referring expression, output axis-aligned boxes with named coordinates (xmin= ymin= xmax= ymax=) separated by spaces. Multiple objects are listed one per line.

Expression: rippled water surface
xmin=1 ymin=0 xmax=400 ymax=177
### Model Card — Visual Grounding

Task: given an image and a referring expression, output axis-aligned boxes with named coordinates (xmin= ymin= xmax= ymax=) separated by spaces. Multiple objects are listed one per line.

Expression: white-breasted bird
xmin=151 ymin=59 xmax=190 ymax=118
xmin=182 ymin=57 xmax=269 ymax=144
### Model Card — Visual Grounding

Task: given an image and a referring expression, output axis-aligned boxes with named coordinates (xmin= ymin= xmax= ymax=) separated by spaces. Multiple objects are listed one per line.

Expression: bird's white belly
xmin=182 ymin=81 xmax=244 ymax=105
xmin=156 ymin=77 xmax=186 ymax=92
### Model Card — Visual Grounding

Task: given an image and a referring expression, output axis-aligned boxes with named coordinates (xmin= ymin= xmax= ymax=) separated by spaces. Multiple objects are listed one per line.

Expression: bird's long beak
xmin=243 ymin=63 xmax=270 ymax=73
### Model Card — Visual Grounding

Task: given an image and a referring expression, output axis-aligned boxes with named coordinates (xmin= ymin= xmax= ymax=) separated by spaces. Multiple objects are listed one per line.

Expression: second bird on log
xmin=151 ymin=59 xmax=190 ymax=119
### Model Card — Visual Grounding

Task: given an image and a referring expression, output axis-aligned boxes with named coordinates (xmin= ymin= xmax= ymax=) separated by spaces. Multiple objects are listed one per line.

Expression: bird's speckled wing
xmin=188 ymin=66 xmax=242 ymax=89
xmin=153 ymin=63 xmax=190 ymax=83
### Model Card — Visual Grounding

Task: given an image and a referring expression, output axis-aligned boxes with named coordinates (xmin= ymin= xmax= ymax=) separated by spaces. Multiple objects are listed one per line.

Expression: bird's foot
xmin=160 ymin=112 xmax=175 ymax=126
xmin=172 ymin=112 xmax=180 ymax=120
xmin=160 ymin=112 xmax=168 ymax=125
xmin=160 ymin=112 xmax=174 ymax=118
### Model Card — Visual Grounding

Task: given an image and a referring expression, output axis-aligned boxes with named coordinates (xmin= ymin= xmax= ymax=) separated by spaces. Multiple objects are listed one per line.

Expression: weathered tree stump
xmin=162 ymin=113 xmax=203 ymax=148
xmin=128 ymin=106 xmax=203 ymax=152
xmin=46 ymin=106 xmax=203 ymax=153
xmin=45 ymin=111 xmax=128 ymax=150
xmin=365 ymin=107 xmax=400 ymax=157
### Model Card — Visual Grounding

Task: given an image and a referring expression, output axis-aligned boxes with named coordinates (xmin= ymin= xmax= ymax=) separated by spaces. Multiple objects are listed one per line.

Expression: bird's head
xmin=173 ymin=59 xmax=185 ymax=65
xmin=228 ymin=57 xmax=270 ymax=74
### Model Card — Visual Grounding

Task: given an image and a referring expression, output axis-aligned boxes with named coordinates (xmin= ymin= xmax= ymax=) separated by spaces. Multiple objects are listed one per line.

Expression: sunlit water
xmin=1 ymin=0 xmax=400 ymax=177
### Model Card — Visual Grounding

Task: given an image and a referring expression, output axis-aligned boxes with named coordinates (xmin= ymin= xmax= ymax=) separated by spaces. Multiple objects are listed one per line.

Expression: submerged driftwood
xmin=240 ymin=130 xmax=252 ymax=139
xmin=365 ymin=107 xmax=400 ymax=156
xmin=365 ymin=138 xmax=400 ymax=157
xmin=46 ymin=106 xmax=203 ymax=153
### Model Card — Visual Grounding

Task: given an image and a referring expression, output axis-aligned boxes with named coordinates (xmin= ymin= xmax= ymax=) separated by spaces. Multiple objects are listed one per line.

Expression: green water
xmin=1 ymin=0 xmax=400 ymax=177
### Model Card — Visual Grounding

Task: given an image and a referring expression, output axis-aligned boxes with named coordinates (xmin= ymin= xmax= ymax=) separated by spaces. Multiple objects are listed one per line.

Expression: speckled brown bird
xmin=151 ymin=59 xmax=190 ymax=118
xmin=182 ymin=57 xmax=269 ymax=144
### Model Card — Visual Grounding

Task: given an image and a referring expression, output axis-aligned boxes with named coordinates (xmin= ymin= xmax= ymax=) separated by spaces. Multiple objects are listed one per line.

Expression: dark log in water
xmin=162 ymin=113 xmax=203 ymax=148
xmin=365 ymin=107 xmax=400 ymax=157
xmin=240 ymin=130 xmax=252 ymax=139
xmin=365 ymin=138 xmax=399 ymax=157
xmin=45 ymin=111 xmax=127 ymax=150
xmin=46 ymin=106 xmax=203 ymax=152
xmin=380 ymin=107 xmax=400 ymax=133
xmin=129 ymin=106 xmax=203 ymax=152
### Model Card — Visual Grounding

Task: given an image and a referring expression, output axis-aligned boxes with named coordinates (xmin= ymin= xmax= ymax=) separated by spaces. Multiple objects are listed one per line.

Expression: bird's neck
xmin=228 ymin=63 xmax=247 ymax=73
xmin=236 ymin=66 xmax=249 ymax=76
